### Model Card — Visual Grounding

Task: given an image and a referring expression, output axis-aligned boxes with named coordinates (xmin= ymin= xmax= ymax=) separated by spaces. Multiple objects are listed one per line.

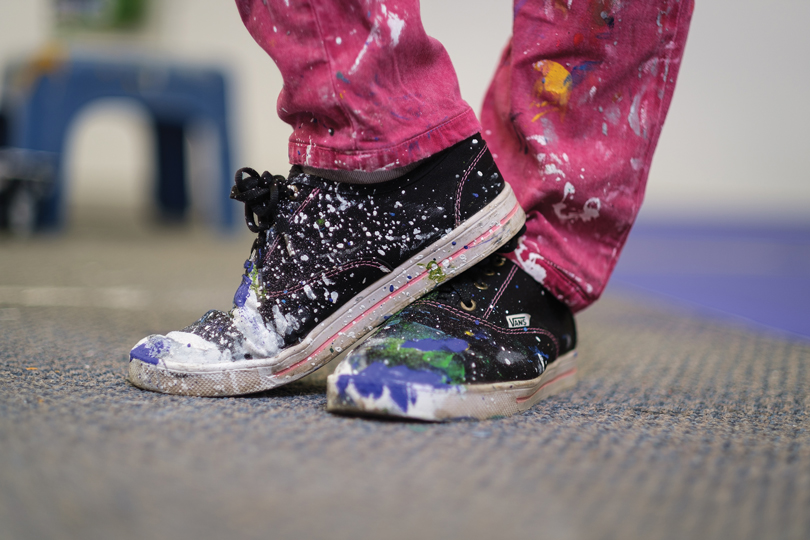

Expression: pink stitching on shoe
xmin=292 ymin=187 xmax=320 ymax=220
xmin=263 ymin=187 xmax=320 ymax=265
xmin=420 ymin=299 xmax=559 ymax=356
xmin=454 ymin=144 xmax=487 ymax=227
xmin=483 ymin=264 xmax=517 ymax=320
xmin=263 ymin=259 xmax=393 ymax=298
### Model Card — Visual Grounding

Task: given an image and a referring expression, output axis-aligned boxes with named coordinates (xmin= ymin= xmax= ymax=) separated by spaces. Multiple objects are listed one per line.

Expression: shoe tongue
xmin=433 ymin=267 xmax=478 ymax=302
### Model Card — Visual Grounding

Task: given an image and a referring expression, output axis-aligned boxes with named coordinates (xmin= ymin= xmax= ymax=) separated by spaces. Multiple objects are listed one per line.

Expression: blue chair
xmin=2 ymin=56 xmax=237 ymax=230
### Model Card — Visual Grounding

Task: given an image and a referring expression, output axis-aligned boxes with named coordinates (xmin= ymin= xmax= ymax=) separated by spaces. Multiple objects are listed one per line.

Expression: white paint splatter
xmin=160 ymin=331 xmax=232 ymax=364
xmin=544 ymin=163 xmax=566 ymax=178
xmin=628 ymin=92 xmax=643 ymax=136
xmin=527 ymin=134 xmax=549 ymax=146
xmin=232 ymin=287 xmax=284 ymax=358
xmin=386 ymin=11 xmax=404 ymax=46
xmin=540 ymin=117 xmax=558 ymax=145
xmin=349 ymin=26 xmax=379 ymax=75
xmin=552 ymin=182 xmax=601 ymax=222
xmin=273 ymin=304 xmax=289 ymax=336
xmin=514 ymin=238 xmax=547 ymax=284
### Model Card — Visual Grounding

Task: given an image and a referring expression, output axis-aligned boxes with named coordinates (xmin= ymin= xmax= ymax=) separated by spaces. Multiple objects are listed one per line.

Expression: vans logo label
xmin=506 ymin=313 xmax=530 ymax=328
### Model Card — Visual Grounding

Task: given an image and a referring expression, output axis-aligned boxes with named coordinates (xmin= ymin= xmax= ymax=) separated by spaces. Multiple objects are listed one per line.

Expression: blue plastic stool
xmin=3 ymin=56 xmax=237 ymax=230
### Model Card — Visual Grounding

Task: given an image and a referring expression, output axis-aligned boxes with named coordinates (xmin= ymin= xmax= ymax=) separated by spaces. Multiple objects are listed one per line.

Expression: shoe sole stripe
xmin=128 ymin=184 xmax=525 ymax=396
xmin=326 ymin=350 xmax=578 ymax=421
xmin=276 ymin=201 xmax=523 ymax=378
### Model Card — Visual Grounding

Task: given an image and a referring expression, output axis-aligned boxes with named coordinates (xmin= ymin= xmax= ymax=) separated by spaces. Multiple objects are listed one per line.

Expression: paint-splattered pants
xmin=236 ymin=0 xmax=694 ymax=312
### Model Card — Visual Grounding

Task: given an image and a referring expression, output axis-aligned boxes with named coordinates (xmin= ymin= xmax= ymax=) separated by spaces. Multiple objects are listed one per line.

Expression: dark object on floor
xmin=0 ymin=148 xmax=55 ymax=236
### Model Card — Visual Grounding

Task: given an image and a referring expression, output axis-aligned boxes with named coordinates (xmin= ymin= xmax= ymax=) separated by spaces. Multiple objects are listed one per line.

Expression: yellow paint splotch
xmin=531 ymin=60 xmax=572 ymax=122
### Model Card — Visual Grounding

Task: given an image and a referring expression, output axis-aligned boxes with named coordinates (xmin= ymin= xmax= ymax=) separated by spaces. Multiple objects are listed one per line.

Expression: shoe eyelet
xmin=483 ymin=269 xmax=495 ymax=276
xmin=474 ymin=281 xmax=489 ymax=290
xmin=493 ymin=256 xmax=506 ymax=267
xmin=288 ymin=185 xmax=299 ymax=200
xmin=460 ymin=299 xmax=476 ymax=311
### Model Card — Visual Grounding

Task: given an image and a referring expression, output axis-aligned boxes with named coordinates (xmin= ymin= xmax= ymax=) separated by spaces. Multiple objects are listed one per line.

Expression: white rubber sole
xmin=128 ymin=184 xmax=526 ymax=397
xmin=326 ymin=350 xmax=578 ymax=422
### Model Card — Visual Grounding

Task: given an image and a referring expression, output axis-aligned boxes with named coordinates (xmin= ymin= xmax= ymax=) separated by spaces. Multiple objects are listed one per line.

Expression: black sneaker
xmin=325 ymin=253 xmax=577 ymax=421
xmin=128 ymin=134 xmax=525 ymax=396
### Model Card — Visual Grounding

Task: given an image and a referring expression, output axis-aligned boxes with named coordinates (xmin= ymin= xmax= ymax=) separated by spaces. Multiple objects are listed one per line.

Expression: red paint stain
xmin=574 ymin=33 xmax=584 ymax=46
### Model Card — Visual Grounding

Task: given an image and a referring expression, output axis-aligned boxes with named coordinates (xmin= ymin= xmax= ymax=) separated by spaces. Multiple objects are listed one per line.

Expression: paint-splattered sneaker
xmin=128 ymin=134 xmax=525 ymax=396
xmin=326 ymin=253 xmax=577 ymax=421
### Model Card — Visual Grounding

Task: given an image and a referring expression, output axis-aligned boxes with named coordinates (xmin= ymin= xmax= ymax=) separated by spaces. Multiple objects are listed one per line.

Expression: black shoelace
xmin=229 ymin=167 xmax=295 ymax=233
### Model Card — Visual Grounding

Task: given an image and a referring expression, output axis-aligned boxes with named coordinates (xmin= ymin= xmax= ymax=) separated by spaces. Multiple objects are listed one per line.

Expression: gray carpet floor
xmin=1 ymin=227 xmax=808 ymax=540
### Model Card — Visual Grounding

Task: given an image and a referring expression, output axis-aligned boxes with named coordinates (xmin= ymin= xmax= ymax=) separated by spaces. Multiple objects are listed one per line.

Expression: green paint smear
xmin=248 ymin=262 xmax=266 ymax=302
xmin=363 ymin=323 xmax=466 ymax=384
xmin=418 ymin=260 xmax=447 ymax=284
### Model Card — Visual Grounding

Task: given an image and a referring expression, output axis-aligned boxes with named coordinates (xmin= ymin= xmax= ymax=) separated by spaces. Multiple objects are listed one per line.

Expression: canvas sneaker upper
xmin=128 ymin=134 xmax=526 ymax=396
xmin=326 ymin=254 xmax=578 ymax=420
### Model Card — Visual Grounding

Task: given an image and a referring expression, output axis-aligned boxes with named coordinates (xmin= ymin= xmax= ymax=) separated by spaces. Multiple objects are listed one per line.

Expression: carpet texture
xmin=1 ymin=230 xmax=808 ymax=540
xmin=1 ymin=297 xmax=808 ymax=540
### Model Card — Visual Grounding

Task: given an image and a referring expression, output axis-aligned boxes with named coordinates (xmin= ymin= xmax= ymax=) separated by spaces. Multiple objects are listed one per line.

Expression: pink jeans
xmin=236 ymin=0 xmax=694 ymax=312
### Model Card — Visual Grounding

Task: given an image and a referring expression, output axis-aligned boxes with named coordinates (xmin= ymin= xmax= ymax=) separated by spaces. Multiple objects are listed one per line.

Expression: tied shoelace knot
xmin=230 ymin=167 xmax=298 ymax=233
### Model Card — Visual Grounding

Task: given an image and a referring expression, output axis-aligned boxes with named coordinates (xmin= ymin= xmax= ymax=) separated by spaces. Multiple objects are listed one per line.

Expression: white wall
xmin=1 ymin=0 xmax=808 ymax=222
xmin=641 ymin=1 xmax=810 ymax=222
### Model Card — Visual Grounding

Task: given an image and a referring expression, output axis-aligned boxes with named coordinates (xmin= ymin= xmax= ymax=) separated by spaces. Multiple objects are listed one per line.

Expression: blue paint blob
xmin=401 ymin=337 xmax=468 ymax=353
xmin=130 ymin=339 xmax=166 ymax=365
xmin=389 ymin=285 xmax=395 ymax=292
xmin=233 ymin=275 xmax=251 ymax=307
xmin=336 ymin=362 xmax=450 ymax=412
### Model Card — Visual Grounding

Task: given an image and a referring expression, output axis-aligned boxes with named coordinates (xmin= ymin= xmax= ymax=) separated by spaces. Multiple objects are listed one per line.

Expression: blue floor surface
xmin=607 ymin=223 xmax=810 ymax=339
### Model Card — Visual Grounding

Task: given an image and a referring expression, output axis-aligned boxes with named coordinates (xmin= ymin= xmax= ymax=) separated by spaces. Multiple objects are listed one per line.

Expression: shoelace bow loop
xmin=230 ymin=167 xmax=291 ymax=233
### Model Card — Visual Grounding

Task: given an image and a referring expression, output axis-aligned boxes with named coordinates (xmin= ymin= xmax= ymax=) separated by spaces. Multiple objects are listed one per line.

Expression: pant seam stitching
xmin=288 ymin=108 xmax=477 ymax=160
